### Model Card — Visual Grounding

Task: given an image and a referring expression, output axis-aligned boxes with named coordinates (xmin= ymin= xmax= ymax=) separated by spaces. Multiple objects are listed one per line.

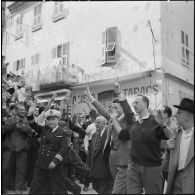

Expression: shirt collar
xmin=52 ymin=125 xmax=59 ymax=133
xmin=136 ymin=112 xmax=150 ymax=123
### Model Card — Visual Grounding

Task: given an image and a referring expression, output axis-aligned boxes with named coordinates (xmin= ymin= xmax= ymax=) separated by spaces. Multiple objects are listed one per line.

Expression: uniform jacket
xmin=166 ymin=129 xmax=194 ymax=194
xmin=92 ymin=99 xmax=134 ymax=169
xmin=90 ymin=127 xmax=111 ymax=179
xmin=3 ymin=116 xmax=33 ymax=151
xmin=27 ymin=116 xmax=69 ymax=170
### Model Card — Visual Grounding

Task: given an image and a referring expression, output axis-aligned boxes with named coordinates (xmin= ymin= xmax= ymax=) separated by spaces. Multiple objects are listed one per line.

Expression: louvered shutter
xmin=62 ymin=42 xmax=69 ymax=65
xmin=60 ymin=3 xmax=63 ymax=13
xmin=16 ymin=17 xmax=20 ymax=34
xmin=52 ymin=47 xmax=57 ymax=58
xmin=13 ymin=61 xmax=17 ymax=71
xmin=31 ymin=56 xmax=35 ymax=65
xmin=34 ymin=6 xmax=38 ymax=25
xmin=54 ymin=2 xmax=59 ymax=16
xmin=35 ymin=54 xmax=39 ymax=64
xmin=37 ymin=4 xmax=41 ymax=24
xmin=23 ymin=58 xmax=25 ymax=68
xmin=101 ymin=31 xmax=106 ymax=65
xmin=106 ymin=27 xmax=117 ymax=63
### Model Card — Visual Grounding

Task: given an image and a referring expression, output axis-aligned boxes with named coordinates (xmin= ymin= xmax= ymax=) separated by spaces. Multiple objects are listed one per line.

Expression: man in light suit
xmin=90 ymin=116 xmax=113 ymax=194
xmin=166 ymin=98 xmax=194 ymax=194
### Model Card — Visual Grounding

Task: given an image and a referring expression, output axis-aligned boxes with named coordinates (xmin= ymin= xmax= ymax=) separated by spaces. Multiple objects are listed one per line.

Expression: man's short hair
xmin=163 ymin=106 xmax=172 ymax=118
xmin=39 ymin=106 xmax=45 ymax=115
xmin=9 ymin=103 xmax=16 ymax=111
xmin=136 ymin=94 xmax=149 ymax=108
xmin=89 ymin=109 xmax=97 ymax=118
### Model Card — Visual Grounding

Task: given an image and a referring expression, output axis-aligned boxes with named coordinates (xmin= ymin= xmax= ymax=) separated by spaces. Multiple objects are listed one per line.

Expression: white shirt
xmin=52 ymin=125 xmax=59 ymax=133
xmin=36 ymin=111 xmax=46 ymax=126
xmin=178 ymin=127 xmax=194 ymax=171
xmin=84 ymin=122 xmax=96 ymax=151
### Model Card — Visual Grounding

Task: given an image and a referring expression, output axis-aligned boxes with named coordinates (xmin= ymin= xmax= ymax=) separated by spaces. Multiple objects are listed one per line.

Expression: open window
xmin=52 ymin=42 xmax=69 ymax=65
xmin=52 ymin=2 xmax=65 ymax=22
xmin=101 ymin=27 xmax=117 ymax=66
xmin=32 ymin=3 xmax=42 ymax=32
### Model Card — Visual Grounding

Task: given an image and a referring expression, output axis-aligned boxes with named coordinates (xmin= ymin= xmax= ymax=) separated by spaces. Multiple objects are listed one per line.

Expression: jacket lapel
xmin=170 ymin=130 xmax=182 ymax=170
xmin=184 ymin=132 xmax=194 ymax=168
xmin=94 ymin=128 xmax=107 ymax=157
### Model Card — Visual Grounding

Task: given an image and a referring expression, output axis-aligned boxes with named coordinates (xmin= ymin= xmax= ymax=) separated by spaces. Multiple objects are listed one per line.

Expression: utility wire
xmin=148 ymin=20 xmax=156 ymax=69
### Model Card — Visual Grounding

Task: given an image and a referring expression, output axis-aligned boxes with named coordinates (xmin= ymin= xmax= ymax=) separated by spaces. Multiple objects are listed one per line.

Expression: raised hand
xmin=51 ymin=93 xmax=57 ymax=102
xmin=49 ymin=161 xmax=56 ymax=169
xmin=113 ymin=77 xmax=121 ymax=94
xmin=109 ymin=105 xmax=118 ymax=119
xmin=154 ymin=109 xmax=164 ymax=126
xmin=84 ymin=85 xmax=92 ymax=98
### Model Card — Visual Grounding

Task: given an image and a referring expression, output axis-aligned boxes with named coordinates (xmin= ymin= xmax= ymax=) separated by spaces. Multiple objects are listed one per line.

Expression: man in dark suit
xmin=90 ymin=116 xmax=113 ymax=194
xmin=27 ymin=107 xmax=69 ymax=194
xmin=85 ymin=85 xmax=134 ymax=194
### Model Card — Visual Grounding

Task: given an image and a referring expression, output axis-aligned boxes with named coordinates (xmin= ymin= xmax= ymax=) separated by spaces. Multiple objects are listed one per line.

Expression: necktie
xmin=95 ymin=130 xmax=101 ymax=152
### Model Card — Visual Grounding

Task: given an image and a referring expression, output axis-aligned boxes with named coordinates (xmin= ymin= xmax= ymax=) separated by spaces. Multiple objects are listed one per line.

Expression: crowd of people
xmin=2 ymin=74 xmax=194 ymax=194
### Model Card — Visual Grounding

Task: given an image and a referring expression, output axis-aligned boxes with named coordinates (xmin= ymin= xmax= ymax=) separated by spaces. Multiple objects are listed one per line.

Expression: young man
xmin=110 ymin=94 xmax=172 ymax=194
xmin=166 ymin=98 xmax=194 ymax=194
xmin=27 ymin=108 xmax=69 ymax=194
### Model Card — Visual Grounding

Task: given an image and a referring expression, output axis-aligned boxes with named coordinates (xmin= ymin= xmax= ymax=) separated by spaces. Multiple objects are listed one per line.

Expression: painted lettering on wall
xmin=123 ymin=84 xmax=159 ymax=96
xmin=72 ymin=93 xmax=96 ymax=104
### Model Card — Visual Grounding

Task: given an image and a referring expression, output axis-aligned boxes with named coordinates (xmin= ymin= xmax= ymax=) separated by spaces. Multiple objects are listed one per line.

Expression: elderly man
xmin=27 ymin=107 xmax=69 ymax=194
xmin=90 ymin=116 xmax=113 ymax=194
xmin=85 ymin=85 xmax=134 ymax=194
xmin=109 ymin=94 xmax=172 ymax=194
xmin=166 ymin=98 xmax=194 ymax=194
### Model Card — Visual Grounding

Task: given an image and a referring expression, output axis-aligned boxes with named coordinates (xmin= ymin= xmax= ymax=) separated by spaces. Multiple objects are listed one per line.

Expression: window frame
xmin=181 ymin=31 xmax=190 ymax=67
xmin=32 ymin=3 xmax=42 ymax=32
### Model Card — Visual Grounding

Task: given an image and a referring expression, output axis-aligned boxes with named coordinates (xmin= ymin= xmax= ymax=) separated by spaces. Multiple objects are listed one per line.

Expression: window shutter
xmin=13 ymin=61 xmax=17 ymax=71
xmin=20 ymin=14 xmax=23 ymax=25
xmin=106 ymin=27 xmax=117 ymax=63
xmin=62 ymin=42 xmax=69 ymax=65
xmin=23 ymin=58 xmax=25 ymax=68
xmin=16 ymin=60 xmax=20 ymax=71
xmin=101 ymin=31 xmax=106 ymax=65
xmin=35 ymin=54 xmax=39 ymax=64
xmin=52 ymin=47 xmax=57 ymax=58
xmin=31 ymin=56 xmax=34 ymax=65
xmin=54 ymin=2 xmax=59 ymax=16
xmin=34 ymin=6 xmax=38 ymax=17
xmin=60 ymin=3 xmax=63 ymax=13
xmin=38 ymin=4 xmax=41 ymax=14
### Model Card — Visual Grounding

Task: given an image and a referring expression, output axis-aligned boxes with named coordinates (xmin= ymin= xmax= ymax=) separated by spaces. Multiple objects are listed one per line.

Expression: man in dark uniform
xmin=27 ymin=107 xmax=69 ymax=194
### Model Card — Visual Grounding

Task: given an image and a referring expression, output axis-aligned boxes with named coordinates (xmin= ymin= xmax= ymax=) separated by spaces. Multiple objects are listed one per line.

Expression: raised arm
xmin=84 ymin=86 xmax=110 ymax=120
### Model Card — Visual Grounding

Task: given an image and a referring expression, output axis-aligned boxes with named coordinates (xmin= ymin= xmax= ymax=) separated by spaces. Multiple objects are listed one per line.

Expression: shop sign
xmin=123 ymin=84 xmax=159 ymax=97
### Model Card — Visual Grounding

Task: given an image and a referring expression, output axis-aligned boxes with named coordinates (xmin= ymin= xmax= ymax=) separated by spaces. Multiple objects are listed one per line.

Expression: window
xmin=52 ymin=42 xmax=69 ymax=65
xmin=52 ymin=2 xmax=65 ymax=22
xmin=181 ymin=31 xmax=190 ymax=66
xmin=101 ymin=27 xmax=117 ymax=66
xmin=32 ymin=4 xmax=42 ymax=32
xmin=15 ymin=14 xmax=23 ymax=39
xmin=31 ymin=53 xmax=40 ymax=65
xmin=13 ymin=58 xmax=25 ymax=71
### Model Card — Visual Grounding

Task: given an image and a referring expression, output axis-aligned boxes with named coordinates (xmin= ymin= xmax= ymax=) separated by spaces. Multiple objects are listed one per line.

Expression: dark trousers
xmin=27 ymin=137 xmax=39 ymax=187
xmin=127 ymin=162 xmax=163 ymax=194
xmin=3 ymin=151 xmax=27 ymax=190
xmin=29 ymin=166 xmax=68 ymax=195
xmin=92 ymin=177 xmax=113 ymax=194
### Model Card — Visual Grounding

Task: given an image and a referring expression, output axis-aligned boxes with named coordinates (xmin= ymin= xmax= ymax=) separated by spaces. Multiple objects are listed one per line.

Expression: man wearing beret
xmin=27 ymin=107 xmax=69 ymax=194
xmin=166 ymin=98 xmax=194 ymax=194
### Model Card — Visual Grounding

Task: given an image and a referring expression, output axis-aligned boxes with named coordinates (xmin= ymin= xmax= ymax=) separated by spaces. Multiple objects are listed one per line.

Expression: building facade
xmin=3 ymin=1 xmax=194 ymax=116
